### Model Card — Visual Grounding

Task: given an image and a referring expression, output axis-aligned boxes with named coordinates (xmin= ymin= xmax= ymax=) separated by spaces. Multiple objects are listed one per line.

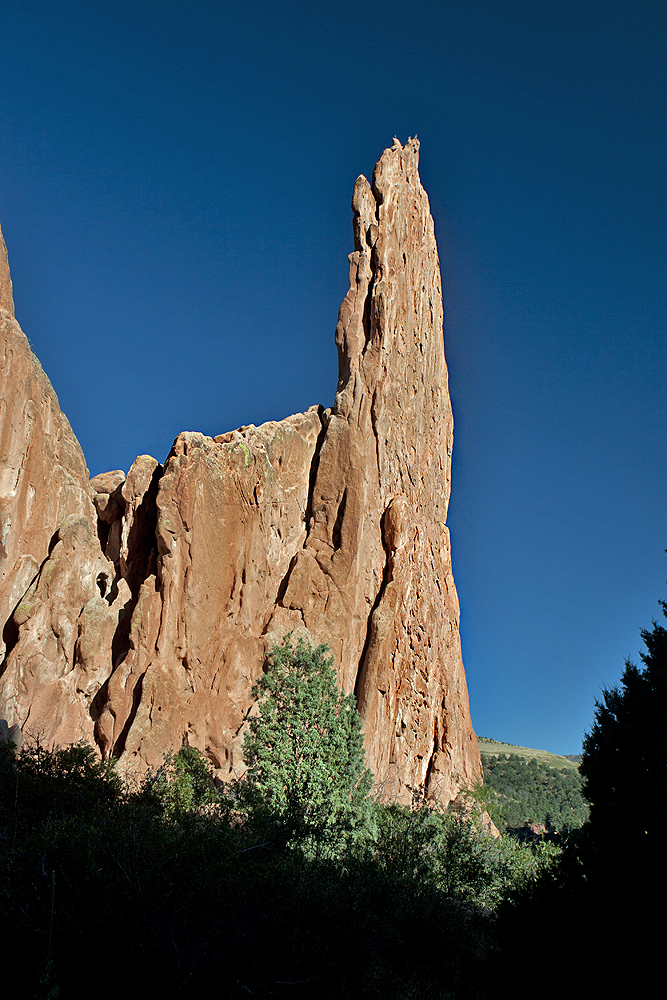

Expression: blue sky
xmin=1 ymin=1 xmax=665 ymax=754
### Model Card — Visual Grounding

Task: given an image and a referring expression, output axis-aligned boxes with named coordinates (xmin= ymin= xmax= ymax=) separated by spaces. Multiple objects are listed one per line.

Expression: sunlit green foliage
xmin=237 ymin=635 xmax=373 ymax=846
xmin=366 ymin=802 xmax=558 ymax=909
xmin=0 ymin=638 xmax=568 ymax=997
xmin=0 ymin=731 xmax=557 ymax=998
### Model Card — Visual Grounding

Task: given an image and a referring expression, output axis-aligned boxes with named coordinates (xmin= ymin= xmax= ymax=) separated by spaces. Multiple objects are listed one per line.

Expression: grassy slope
xmin=477 ymin=737 xmax=581 ymax=772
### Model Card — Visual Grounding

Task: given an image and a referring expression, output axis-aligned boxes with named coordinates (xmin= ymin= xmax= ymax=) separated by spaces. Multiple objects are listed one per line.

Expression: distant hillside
xmin=477 ymin=738 xmax=588 ymax=833
xmin=477 ymin=738 xmax=581 ymax=771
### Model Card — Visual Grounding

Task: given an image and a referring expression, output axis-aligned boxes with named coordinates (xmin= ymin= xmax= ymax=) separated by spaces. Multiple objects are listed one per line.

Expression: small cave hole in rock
xmin=96 ymin=573 xmax=109 ymax=599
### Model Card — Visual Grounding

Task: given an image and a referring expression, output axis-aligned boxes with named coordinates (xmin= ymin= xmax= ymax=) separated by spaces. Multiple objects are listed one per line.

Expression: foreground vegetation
xmin=0 ymin=740 xmax=556 ymax=999
xmin=0 ymin=639 xmax=555 ymax=999
xmin=2 ymin=589 xmax=665 ymax=998
xmin=488 ymin=589 xmax=667 ymax=997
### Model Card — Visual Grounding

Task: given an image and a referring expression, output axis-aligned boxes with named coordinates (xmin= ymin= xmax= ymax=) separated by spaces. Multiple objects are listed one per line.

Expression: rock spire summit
xmin=0 ymin=223 xmax=15 ymax=317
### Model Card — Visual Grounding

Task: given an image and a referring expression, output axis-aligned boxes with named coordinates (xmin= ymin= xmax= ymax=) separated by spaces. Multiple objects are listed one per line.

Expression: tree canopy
xmin=239 ymin=635 xmax=373 ymax=843
xmin=581 ymin=592 xmax=667 ymax=853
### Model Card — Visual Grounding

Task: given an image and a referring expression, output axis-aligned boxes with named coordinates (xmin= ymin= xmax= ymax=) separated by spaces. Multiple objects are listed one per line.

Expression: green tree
xmin=239 ymin=635 xmax=373 ymax=844
xmin=581 ymin=591 xmax=667 ymax=853
xmin=523 ymin=587 xmax=667 ymax=995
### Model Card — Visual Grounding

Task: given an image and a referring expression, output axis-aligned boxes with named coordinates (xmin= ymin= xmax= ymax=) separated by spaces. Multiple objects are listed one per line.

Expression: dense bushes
xmin=1 ymin=735 xmax=559 ymax=998
xmin=0 ymin=638 xmax=561 ymax=997
xmin=4 ymin=594 xmax=666 ymax=997
xmin=0 ymin=736 xmax=554 ymax=999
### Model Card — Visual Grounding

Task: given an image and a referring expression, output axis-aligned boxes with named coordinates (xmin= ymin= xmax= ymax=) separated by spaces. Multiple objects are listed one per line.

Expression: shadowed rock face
xmin=0 ymin=140 xmax=481 ymax=804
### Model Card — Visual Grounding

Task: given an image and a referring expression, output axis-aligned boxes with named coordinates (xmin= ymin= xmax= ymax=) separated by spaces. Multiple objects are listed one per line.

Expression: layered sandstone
xmin=0 ymin=140 xmax=481 ymax=803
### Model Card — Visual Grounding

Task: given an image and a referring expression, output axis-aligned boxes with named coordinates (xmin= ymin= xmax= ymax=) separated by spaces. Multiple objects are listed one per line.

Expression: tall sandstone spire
xmin=0 ymin=139 xmax=481 ymax=803
xmin=0 ymin=223 xmax=15 ymax=318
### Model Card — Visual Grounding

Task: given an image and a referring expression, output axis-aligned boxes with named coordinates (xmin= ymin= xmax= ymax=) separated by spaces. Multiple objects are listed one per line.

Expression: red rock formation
xmin=0 ymin=224 xmax=14 ymax=318
xmin=0 ymin=224 xmax=99 ymax=678
xmin=0 ymin=140 xmax=482 ymax=803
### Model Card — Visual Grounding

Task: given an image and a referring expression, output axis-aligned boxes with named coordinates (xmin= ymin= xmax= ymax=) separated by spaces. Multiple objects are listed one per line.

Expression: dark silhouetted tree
xmin=489 ymin=589 xmax=667 ymax=1000
xmin=581 ymin=591 xmax=667 ymax=855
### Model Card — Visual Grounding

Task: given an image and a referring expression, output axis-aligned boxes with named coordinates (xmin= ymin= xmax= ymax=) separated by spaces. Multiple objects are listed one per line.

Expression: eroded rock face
xmin=0 ymin=234 xmax=97 ymax=667
xmin=0 ymin=514 xmax=119 ymax=744
xmin=95 ymin=411 xmax=325 ymax=771
xmin=0 ymin=139 xmax=481 ymax=803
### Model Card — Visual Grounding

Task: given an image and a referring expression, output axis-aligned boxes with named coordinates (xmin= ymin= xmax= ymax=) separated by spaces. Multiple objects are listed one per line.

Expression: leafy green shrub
xmin=0 ymin=730 xmax=560 ymax=998
xmin=0 ymin=738 xmax=122 ymax=826
xmin=0 ymin=638 xmax=572 ymax=998
xmin=236 ymin=635 xmax=373 ymax=847
xmin=148 ymin=744 xmax=222 ymax=815
xmin=366 ymin=802 xmax=558 ymax=911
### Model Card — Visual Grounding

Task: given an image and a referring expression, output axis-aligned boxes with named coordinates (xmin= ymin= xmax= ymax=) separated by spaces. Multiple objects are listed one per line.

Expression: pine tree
xmin=581 ymin=593 xmax=667 ymax=852
xmin=239 ymin=635 xmax=373 ymax=844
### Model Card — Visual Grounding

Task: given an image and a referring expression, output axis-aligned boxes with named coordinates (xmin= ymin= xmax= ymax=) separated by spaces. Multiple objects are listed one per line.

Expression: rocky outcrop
xmin=0 ymin=139 xmax=481 ymax=804
xmin=0 ymin=226 xmax=97 ymax=676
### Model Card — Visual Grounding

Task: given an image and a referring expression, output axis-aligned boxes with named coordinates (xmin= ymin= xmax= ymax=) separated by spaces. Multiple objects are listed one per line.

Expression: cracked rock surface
xmin=0 ymin=140 xmax=481 ymax=803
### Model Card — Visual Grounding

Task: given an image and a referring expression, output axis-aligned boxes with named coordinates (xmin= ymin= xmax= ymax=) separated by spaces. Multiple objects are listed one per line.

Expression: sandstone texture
xmin=0 ymin=139 xmax=481 ymax=804
xmin=0 ymin=226 xmax=99 ymax=682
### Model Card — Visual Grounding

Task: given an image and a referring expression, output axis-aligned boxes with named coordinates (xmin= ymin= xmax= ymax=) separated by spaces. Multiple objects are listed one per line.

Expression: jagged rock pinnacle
xmin=0 ymin=223 xmax=15 ymax=317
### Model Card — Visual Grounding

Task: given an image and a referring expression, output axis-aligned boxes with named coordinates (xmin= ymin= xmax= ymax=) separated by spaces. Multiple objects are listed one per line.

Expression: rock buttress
xmin=0 ymin=139 xmax=481 ymax=803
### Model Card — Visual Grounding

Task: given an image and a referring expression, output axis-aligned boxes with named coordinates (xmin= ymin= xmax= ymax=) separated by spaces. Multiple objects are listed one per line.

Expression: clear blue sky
xmin=1 ymin=1 xmax=665 ymax=755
